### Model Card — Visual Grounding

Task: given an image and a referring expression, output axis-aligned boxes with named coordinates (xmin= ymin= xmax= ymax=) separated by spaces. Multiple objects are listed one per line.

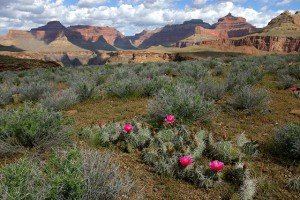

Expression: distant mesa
xmin=0 ymin=11 xmax=299 ymax=53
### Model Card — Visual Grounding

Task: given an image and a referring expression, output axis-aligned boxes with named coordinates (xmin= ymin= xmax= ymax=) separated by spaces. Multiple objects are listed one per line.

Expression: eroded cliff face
xmin=68 ymin=25 xmax=125 ymax=45
xmin=128 ymin=29 xmax=161 ymax=47
xmin=130 ymin=19 xmax=212 ymax=48
xmin=30 ymin=21 xmax=68 ymax=43
xmin=175 ymin=13 xmax=258 ymax=48
xmin=1 ymin=21 xmax=135 ymax=51
xmin=212 ymin=13 xmax=258 ymax=38
xmin=232 ymin=36 xmax=300 ymax=52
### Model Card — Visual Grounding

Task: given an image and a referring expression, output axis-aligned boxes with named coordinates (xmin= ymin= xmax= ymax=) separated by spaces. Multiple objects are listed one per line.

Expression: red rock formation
xmin=130 ymin=19 xmax=212 ymax=48
xmin=195 ymin=26 xmax=226 ymax=38
xmin=232 ymin=36 xmax=300 ymax=52
xmin=6 ymin=30 xmax=33 ymax=39
xmin=30 ymin=21 xmax=68 ymax=43
xmin=1 ymin=12 xmax=299 ymax=53
xmin=68 ymin=25 xmax=123 ymax=45
xmin=212 ymin=13 xmax=257 ymax=38
xmin=128 ymin=29 xmax=160 ymax=47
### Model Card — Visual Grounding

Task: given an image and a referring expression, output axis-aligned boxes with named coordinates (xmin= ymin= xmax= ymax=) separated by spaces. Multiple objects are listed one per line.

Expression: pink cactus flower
xmin=165 ymin=115 xmax=176 ymax=124
xmin=209 ymin=160 xmax=224 ymax=172
xmin=179 ymin=155 xmax=193 ymax=167
xmin=123 ymin=123 xmax=134 ymax=134
xmin=289 ymin=85 xmax=298 ymax=92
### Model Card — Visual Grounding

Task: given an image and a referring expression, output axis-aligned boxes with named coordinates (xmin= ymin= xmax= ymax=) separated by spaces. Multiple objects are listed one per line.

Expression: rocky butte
xmin=212 ymin=13 xmax=258 ymax=38
xmin=175 ymin=13 xmax=258 ymax=48
xmin=232 ymin=11 xmax=300 ymax=52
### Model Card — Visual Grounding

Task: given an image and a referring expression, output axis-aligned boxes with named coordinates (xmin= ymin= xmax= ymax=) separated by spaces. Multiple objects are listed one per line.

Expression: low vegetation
xmin=271 ymin=123 xmax=300 ymax=160
xmin=0 ymin=54 xmax=299 ymax=199
xmin=0 ymin=148 xmax=137 ymax=199
xmin=0 ymin=103 xmax=69 ymax=155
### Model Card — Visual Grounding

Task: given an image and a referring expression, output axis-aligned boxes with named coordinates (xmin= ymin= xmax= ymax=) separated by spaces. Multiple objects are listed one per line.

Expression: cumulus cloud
xmin=78 ymin=0 xmax=107 ymax=7
xmin=193 ymin=0 xmax=207 ymax=6
xmin=0 ymin=0 xmax=286 ymax=36
xmin=276 ymin=0 xmax=293 ymax=5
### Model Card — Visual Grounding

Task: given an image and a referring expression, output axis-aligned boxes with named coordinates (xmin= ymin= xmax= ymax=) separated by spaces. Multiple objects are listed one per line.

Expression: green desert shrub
xmin=272 ymin=123 xmax=300 ymax=160
xmin=141 ymin=76 xmax=172 ymax=97
xmin=211 ymin=64 xmax=224 ymax=76
xmin=277 ymin=74 xmax=297 ymax=89
xmin=0 ymin=85 xmax=16 ymax=106
xmin=106 ymin=72 xmax=144 ymax=98
xmin=229 ymin=86 xmax=269 ymax=113
xmin=288 ymin=176 xmax=300 ymax=192
xmin=0 ymin=148 xmax=137 ymax=200
xmin=0 ymin=103 xmax=69 ymax=155
xmin=226 ymin=64 xmax=263 ymax=90
xmin=148 ymin=83 xmax=216 ymax=125
xmin=17 ymin=82 xmax=53 ymax=102
xmin=263 ymin=56 xmax=286 ymax=74
xmin=72 ymin=79 xmax=99 ymax=102
xmin=45 ymin=149 xmax=85 ymax=199
xmin=40 ymin=89 xmax=79 ymax=111
xmin=198 ymin=79 xmax=226 ymax=101
xmin=289 ymin=64 xmax=300 ymax=79
xmin=80 ymin=149 xmax=136 ymax=199
xmin=179 ymin=62 xmax=209 ymax=80
xmin=0 ymin=159 xmax=46 ymax=199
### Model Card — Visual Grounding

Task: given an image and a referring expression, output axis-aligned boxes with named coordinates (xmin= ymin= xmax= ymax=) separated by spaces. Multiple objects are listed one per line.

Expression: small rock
xmin=290 ymin=109 xmax=300 ymax=116
xmin=65 ymin=110 xmax=78 ymax=116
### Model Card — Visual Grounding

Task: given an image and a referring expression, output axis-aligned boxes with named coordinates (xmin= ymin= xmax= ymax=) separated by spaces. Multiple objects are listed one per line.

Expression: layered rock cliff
xmin=1 ymin=21 xmax=135 ymax=51
xmin=232 ymin=11 xmax=300 ymax=52
xmin=175 ymin=13 xmax=257 ymax=48
xmin=212 ymin=13 xmax=258 ymax=38
xmin=232 ymin=36 xmax=300 ymax=52
xmin=130 ymin=19 xmax=212 ymax=48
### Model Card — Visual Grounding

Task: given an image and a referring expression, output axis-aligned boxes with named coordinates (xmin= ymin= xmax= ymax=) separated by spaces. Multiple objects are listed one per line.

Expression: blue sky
xmin=0 ymin=0 xmax=299 ymax=36
xmin=64 ymin=0 xmax=300 ymax=11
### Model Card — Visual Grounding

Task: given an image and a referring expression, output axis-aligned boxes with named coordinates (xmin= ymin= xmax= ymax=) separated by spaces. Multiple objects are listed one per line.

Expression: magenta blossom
xmin=123 ymin=123 xmax=134 ymax=134
xmin=289 ymin=85 xmax=298 ymax=92
xmin=209 ymin=160 xmax=224 ymax=172
xmin=179 ymin=155 xmax=193 ymax=167
xmin=165 ymin=115 xmax=176 ymax=124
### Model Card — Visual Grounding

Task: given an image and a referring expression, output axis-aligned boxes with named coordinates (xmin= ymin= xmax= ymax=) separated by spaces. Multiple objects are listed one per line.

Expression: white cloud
xmin=78 ymin=0 xmax=107 ymax=7
xmin=276 ymin=0 xmax=292 ymax=5
xmin=193 ymin=0 xmax=207 ymax=5
xmin=0 ymin=0 xmax=285 ymax=36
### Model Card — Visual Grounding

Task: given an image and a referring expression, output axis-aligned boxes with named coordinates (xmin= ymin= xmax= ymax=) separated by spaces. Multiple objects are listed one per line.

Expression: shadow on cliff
xmin=140 ymin=26 xmax=197 ymax=48
xmin=0 ymin=44 xmax=24 ymax=52
xmin=60 ymin=54 xmax=83 ymax=67
xmin=139 ymin=21 xmax=212 ymax=48
xmin=67 ymin=35 xmax=117 ymax=51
